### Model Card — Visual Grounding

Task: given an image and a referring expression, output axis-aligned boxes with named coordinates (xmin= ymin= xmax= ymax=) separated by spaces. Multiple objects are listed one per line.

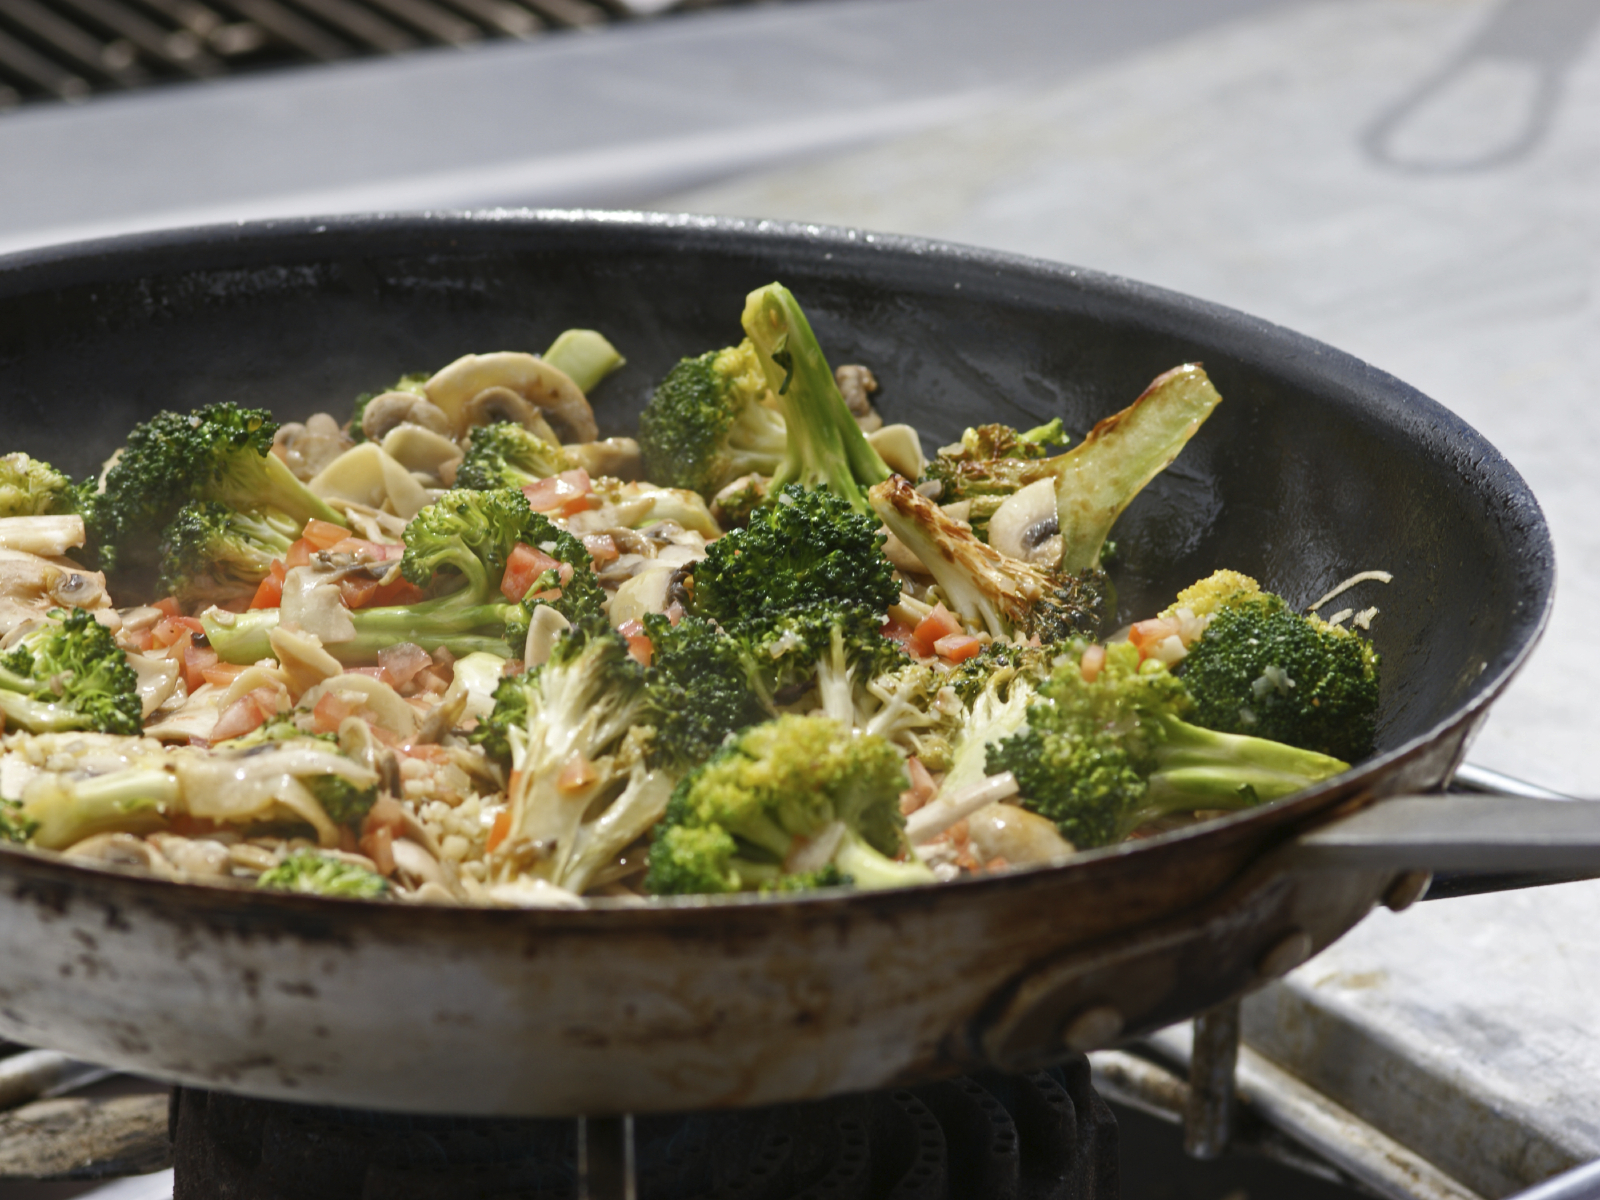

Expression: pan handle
xmin=1293 ymin=793 xmax=1600 ymax=873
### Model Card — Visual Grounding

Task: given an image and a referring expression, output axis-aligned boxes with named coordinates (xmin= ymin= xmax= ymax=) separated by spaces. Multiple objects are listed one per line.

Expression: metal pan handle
xmin=1293 ymin=794 xmax=1600 ymax=874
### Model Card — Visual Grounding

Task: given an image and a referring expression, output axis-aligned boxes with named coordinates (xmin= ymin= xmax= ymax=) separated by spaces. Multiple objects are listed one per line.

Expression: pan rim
xmin=0 ymin=207 xmax=1557 ymax=921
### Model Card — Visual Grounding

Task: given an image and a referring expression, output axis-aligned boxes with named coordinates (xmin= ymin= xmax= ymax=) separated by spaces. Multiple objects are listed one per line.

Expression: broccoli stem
xmin=1055 ymin=365 xmax=1223 ymax=572
xmin=833 ymin=829 xmax=936 ymax=889
xmin=23 ymin=769 xmax=178 ymax=849
xmin=740 ymin=284 xmax=890 ymax=512
xmin=0 ymin=690 xmax=103 ymax=734
xmin=203 ymin=606 xmax=515 ymax=665
xmin=225 ymin=449 xmax=348 ymax=530
xmin=542 ymin=330 xmax=625 ymax=395
xmin=1142 ymin=715 xmax=1348 ymax=816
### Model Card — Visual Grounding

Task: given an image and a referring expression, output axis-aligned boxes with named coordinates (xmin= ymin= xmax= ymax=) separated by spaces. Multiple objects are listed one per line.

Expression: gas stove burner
xmin=169 ymin=1059 xmax=1118 ymax=1200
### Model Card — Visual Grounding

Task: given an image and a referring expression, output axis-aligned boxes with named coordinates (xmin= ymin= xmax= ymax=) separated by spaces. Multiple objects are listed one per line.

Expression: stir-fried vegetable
xmin=0 ymin=282 xmax=1382 ymax=906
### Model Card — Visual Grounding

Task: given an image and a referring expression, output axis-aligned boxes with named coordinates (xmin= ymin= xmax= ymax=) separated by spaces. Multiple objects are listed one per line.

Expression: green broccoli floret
xmin=869 ymin=475 xmax=1107 ymax=643
xmin=0 ymin=608 xmax=141 ymax=735
xmin=857 ymin=659 xmax=966 ymax=770
xmin=1176 ymin=578 xmax=1380 ymax=763
xmin=735 ymin=603 xmax=907 ymax=725
xmin=986 ymin=642 xmax=1348 ymax=848
xmin=0 ymin=453 xmax=81 ymax=518
xmin=84 ymin=402 xmax=346 ymax=578
xmin=644 ymin=714 xmax=934 ymax=895
xmin=486 ymin=629 xmax=678 ymax=894
xmin=455 ymin=422 xmax=574 ymax=492
xmin=639 ymin=613 xmax=765 ymax=772
xmin=922 ymin=420 xmax=1070 ymax=540
xmin=157 ymin=501 xmax=300 ymax=610
xmin=302 ymin=774 xmax=379 ymax=827
xmin=740 ymin=283 xmax=892 ymax=513
xmin=0 ymin=798 xmax=36 ymax=843
xmin=470 ymin=670 xmax=533 ymax=764
xmin=202 ymin=488 xmax=603 ymax=664
xmin=694 ymin=484 xmax=898 ymax=623
xmin=638 ymin=339 xmax=787 ymax=498
xmin=257 ymin=849 xmax=389 ymax=898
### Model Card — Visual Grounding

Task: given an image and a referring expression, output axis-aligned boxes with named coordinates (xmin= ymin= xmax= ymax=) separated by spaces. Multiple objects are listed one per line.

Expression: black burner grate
xmin=169 ymin=1061 xmax=1119 ymax=1200
xmin=0 ymin=0 xmax=798 ymax=109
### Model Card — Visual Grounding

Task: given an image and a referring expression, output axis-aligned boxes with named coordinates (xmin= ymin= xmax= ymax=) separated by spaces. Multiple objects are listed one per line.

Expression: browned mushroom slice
xmin=460 ymin=387 xmax=562 ymax=446
xmin=361 ymin=391 xmax=452 ymax=442
xmin=425 ymin=352 xmax=598 ymax=443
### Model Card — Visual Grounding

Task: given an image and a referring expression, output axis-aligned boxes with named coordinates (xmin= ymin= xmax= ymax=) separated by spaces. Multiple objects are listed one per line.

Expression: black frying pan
xmin=0 ymin=213 xmax=1563 ymax=1115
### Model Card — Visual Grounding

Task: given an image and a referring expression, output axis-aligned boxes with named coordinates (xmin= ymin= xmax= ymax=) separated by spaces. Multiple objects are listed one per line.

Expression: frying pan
xmin=0 ymin=212 xmax=1578 ymax=1117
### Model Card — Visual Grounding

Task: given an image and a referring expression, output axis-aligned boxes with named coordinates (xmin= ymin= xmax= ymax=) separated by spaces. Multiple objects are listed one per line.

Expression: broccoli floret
xmin=740 ymin=284 xmax=892 ymax=513
xmin=858 ymin=660 xmax=966 ymax=770
xmin=1176 ymin=579 xmax=1380 ymax=762
xmin=257 ymin=849 xmax=388 ymax=898
xmin=694 ymin=484 xmax=898 ymax=623
xmin=0 ymin=798 xmax=36 ymax=843
xmin=986 ymin=643 xmax=1348 ymax=848
xmin=644 ymin=714 xmax=934 ymax=895
xmin=14 ymin=736 xmax=178 ymax=850
xmin=0 ymin=608 xmax=141 ymax=735
xmin=203 ymin=488 xmax=604 ymax=664
xmin=1054 ymin=364 xmax=1223 ymax=572
xmin=0 ymin=453 xmax=80 ymax=518
xmin=349 ymin=372 xmax=428 ymax=443
xmin=638 ymin=340 xmax=786 ymax=498
xmin=470 ymin=670 xmax=533 ymax=764
xmin=157 ymin=501 xmax=300 ymax=610
xmin=639 ymin=613 xmax=765 ymax=771
xmin=486 ymin=629 xmax=677 ymax=894
xmin=456 ymin=422 xmax=574 ymax=492
xmin=736 ymin=603 xmax=907 ymax=725
xmin=923 ymin=420 xmax=1071 ymax=538
xmin=85 ymin=402 xmax=346 ymax=578
xmin=869 ymin=475 xmax=1106 ymax=643
xmin=302 ymin=774 xmax=379 ymax=827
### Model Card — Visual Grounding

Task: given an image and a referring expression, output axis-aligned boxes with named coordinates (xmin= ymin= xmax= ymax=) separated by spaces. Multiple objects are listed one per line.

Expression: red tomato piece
xmin=182 ymin=644 xmax=218 ymax=693
xmin=285 ymin=539 xmax=313 ymax=569
xmin=371 ymin=578 xmax=427 ymax=607
xmin=501 ymin=542 xmax=561 ymax=603
xmin=485 ymin=810 xmax=512 ymax=855
xmin=616 ymin=619 xmax=653 ymax=667
xmin=301 ymin=518 xmax=348 ymax=551
xmin=1080 ymin=643 xmax=1107 ymax=683
xmin=337 ymin=576 xmax=381 ymax=610
xmin=914 ymin=604 xmax=962 ymax=646
xmin=934 ymin=633 xmax=982 ymax=663
xmin=212 ymin=692 xmax=270 ymax=741
xmin=881 ymin=616 xmax=919 ymax=653
xmin=152 ymin=597 xmax=182 ymax=618
xmin=581 ymin=534 xmax=619 ymax=567
xmin=249 ymin=574 xmax=284 ymax=610
xmin=200 ymin=662 xmax=246 ymax=689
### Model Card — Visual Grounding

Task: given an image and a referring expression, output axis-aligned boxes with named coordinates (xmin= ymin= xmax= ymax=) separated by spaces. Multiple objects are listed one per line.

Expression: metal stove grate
xmin=0 ymin=0 xmax=782 ymax=109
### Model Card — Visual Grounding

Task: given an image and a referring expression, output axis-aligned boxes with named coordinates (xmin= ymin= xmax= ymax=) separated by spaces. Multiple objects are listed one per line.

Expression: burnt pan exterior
xmin=0 ymin=213 xmax=1553 ymax=1115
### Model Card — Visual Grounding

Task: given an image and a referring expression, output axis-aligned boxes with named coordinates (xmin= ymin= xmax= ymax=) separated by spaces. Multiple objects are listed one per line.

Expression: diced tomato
xmin=1128 ymin=617 xmax=1178 ymax=656
xmin=152 ymin=615 xmax=206 ymax=650
xmin=616 ymin=618 xmax=653 ymax=667
xmin=881 ymin=616 xmax=919 ymax=654
xmin=126 ymin=627 xmax=156 ymax=654
xmin=360 ymin=826 xmax=396 ymax=876
xmin=377 ymin=642 xmax=432 ymax=688
xmin=912 ymin=604 xmax=962 ymax=657
xmin=201 ymin=662 xmax=247 ymax=689
xmin=581 ymin=534 xmax=619 ymax=567
xmin=485 ymin=810 xmax=512 ymax=855
xmin=1080 ymin=643 xmax=1107 ymax=683
xmin=557 ymin=753 xmax=597 ymax=794
xmin=211 ymin=688 xmax=275 ymax=741
xmin=370 ymin=578 xmax=427 ymax=607
xmin=363 ymin=795 xmax=407 ymax=837
xmin=182 ymin=644 xmax=218 ymax=692
xmin=152 ymin=597 xmax=182 ymax=618
xmin=285 ymin=538 xmax=313 ymax=569
xmin=501 ymin=541 xmax=561 ymax=603
xmin=249 ymin=575 xmax=283 ymax=610
xmin=934 ymin=633 xmax=982 ymax=663
xmin=337 ymin=575 xmax=381 ymax=610
xmin=899 ymin=756 xmax=937 ymax=815
xmin=521 ymin=468 xmax=593 ymax=517
xmin=301 ymin=518 xmax=348 ymax=551
xmin=311 ymin=691 xmax=359 ymax=734
xmin=347 ymin=666 xmax=391 ymax=684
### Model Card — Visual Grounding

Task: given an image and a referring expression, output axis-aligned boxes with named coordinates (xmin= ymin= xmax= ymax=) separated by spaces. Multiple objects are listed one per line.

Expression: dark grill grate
xmin=0 ymin=0 xmax=773 ymax=108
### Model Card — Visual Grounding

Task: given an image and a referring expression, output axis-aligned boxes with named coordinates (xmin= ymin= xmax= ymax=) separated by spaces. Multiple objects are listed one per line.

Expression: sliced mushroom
xmin=524 ymin=606 xmax=572 ymax=668
xmin=836 ymin=364 xmax=883 ymax=432
xmin=965 ymin=802 xmax=1075 ymax=866
xmin=361 ymin=392 xmax=451 ymax=442
xmin=149 ymin=833 xmax=231 ymax=877
xmin=608 ymin=566 xmax=675 ymax=628
xmin=0 ymin=515 xmax=85 ymax=556
xmin=565 ymin=438 xmax=642 ymax=481
xmin=64 ymin=832 xmax=172 ymax=873
xmin=392 ymin=837 xmax=447 ymax=890
xmin=273 ymin=413 xmax=353 ymax=482
xmin=425 ymin=352 xmax=598 ymax=443
xmin=987 ymin=477 xmax=1062 ymax=566
xmin=124 ymin=651 xmax=182 ymax=717
xmin=269 ymin=625 xmax=344 ymax=699
xmin=460 ymin=387 xmax=563 ymax=446
xmin=867 ymin=424 xmax=926 ymax=480
xmin=381 ymin=424 xmax=464 ymax=485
